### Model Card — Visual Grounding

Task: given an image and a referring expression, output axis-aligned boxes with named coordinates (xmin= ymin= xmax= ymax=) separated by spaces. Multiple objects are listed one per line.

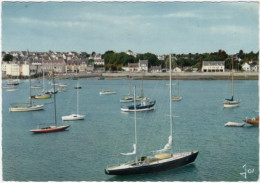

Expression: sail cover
xmin=225 ymin=96 xmax=234 ymax=101
xmin=120 ymin=144 xmax=136 ymax=156
xmin=153 ymin=136 xmax=172 ymax=153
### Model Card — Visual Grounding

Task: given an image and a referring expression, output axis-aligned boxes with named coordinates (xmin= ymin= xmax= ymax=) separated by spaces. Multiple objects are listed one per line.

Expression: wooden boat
xmin=105 ymin=54 xmax=198 ymax=175
xmin=223 ymin=57 xmax=239 ymax=108
xmin=243 ymin=116 xmax=259 ymax=125
xmin=172 ymin=96 xmax=182 ymax=101
xmin=225 ymin=121 xmax=245 ymax=127
xmin=30 ymin=71 xmax=70 ymax=133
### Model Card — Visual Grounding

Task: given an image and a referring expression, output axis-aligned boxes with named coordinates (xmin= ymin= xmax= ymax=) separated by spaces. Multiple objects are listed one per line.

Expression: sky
xmin=1 ymin=1 xmax=259 ymax=55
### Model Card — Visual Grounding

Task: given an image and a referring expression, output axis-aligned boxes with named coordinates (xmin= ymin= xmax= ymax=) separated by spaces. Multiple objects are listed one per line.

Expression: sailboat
xmin=74 ymin=80 xmax=82 ymax=89
xmin=62 ymin=81 xmax=85 ymax=121
xmin=120 ymin=97 xmax=156 ymax=112
xmin=105 ymin=54 xmax=198 ymax=175
xmin=172 ymin=80 xmax=182 ymax=101
xmin=243 ymin=116 xmax=259 ymax=125
xmin=100 ymin=78 xmax=117 ymax=95
xmin=31 ymin=70 xmax=51 ymax=99
xmin=30 ymin=71 xmax=70 ymax=133
xmin=9 ymin=68 xmax=45 ymax=112
xmin=120 ymin=75 xmax=134 ymax=103
xmin=223 ymin=57 xmax=239 ymax=108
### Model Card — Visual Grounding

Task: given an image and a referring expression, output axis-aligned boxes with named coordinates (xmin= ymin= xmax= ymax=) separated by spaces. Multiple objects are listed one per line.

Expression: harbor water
xmin=2 ymin=78 xmax=259 ymax=181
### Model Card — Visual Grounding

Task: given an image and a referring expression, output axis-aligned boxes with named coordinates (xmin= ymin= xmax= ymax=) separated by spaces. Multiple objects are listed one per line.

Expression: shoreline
xmin=2 ymin=72 xmax=259 ymax=80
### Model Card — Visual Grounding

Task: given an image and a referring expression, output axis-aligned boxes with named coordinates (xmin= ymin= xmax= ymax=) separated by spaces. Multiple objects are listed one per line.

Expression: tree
xmin=3 ymin=54 xmax=13 ymax=61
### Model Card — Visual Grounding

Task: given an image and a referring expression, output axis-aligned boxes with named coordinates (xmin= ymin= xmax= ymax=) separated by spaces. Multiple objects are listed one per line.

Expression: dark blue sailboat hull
xmin=121 ymin=101 xmax=156 ymax=112
xmin=105 ymin=151 xmax=198 ymax=175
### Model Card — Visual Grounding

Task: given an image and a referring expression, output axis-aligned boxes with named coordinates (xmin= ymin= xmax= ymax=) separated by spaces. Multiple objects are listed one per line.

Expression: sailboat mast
xmin=53 ymin=71 xmax=57 ymax=126
xmin=169 ymin=54 xmax=173 ymax=151
xmin=42 ymin=69 xmax=45 ymax=91
xmin=134 ymin=85 xmax=138 ymax=164
xmin=141 ymin=73 xmax=144 ymax=98
xmin=231 ymin=57 xmax=234 ymax=97
xmin=29 ymin=64 xmax=32 ymax=106
xmin=77 ymin=81 xmax=79 ymax=114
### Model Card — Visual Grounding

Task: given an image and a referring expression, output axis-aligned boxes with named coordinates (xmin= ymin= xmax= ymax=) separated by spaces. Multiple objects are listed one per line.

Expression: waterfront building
xmin=173 ymin=67 xmax=182 ymax=72
xmin=252 ymin=64 xmax=259 ymax=72
xmin=139 ymin=59 xmax=148 ymax=72
xmin=241 ymin=62 xmax=251 ymax=71
xmin=128 ymin=63 xmax=139 ymax=72
xmin=6 ymin=63 xmax=20 ymax=77
xmin=150 ymin=65 xmax=162 ymax=73
xmin=202 ymin=61 xmax=225 ymax=72
xmin=94 ymin=59 xmax=105 ymax=66
xmin=42 ymin=60 xmax=66 ymax=73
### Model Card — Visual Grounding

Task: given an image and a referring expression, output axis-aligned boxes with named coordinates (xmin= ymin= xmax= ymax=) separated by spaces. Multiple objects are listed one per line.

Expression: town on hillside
xmin=1 ymin=50 xmax=259 ymax=79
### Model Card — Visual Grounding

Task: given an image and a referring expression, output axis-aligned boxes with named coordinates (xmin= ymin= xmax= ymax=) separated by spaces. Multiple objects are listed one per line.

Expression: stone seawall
xmin=2 ymin=72 xmax=258 ymax=80
xmin=102 ymin=72 xmax=259 ymax=80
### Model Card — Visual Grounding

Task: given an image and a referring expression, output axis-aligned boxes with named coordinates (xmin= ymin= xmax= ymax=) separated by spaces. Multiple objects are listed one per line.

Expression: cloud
xmin=209 ymin=25 xmax=249 ymax=35
xmin=7 ymin=17 xmax=92 ymax=29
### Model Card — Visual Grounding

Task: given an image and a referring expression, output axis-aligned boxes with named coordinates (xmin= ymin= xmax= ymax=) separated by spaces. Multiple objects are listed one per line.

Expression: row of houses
xmin=2 ymin=58 xmax=259 ymax=77
xmin=2 ymin=59 xmax=95 ymax=78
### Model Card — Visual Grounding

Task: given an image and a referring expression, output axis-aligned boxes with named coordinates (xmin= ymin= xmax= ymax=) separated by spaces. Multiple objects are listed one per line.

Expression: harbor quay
xmin=48 ymin=71 xmax=258 ymax=80
xmin=2 ymin=71 xmax=258 ymax=80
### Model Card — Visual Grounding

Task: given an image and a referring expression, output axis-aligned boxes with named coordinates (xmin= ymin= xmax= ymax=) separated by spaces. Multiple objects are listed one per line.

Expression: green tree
xmin=3 ymin=54 xmax=13 ymax=61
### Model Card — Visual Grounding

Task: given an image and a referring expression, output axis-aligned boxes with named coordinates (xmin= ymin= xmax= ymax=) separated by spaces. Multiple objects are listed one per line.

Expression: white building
xmin=202 ymin=61 xmax=225 ymax=72
xmin=252 ymin=65 xmax=259 ymax=72
xmin=173 ymin=67 xmax=182 ymax=72
xmin=6 ymin=63 xmax=20 ymax=77
xmin=126 ymin=50 xmax=137 ymax=58
xmin=241 ymin=63 xmax=251 ymax=71
xmin=139 ymin=60 xmax=148 ymax=72
xmin=94 ymin=59 xmax=105 ymax=66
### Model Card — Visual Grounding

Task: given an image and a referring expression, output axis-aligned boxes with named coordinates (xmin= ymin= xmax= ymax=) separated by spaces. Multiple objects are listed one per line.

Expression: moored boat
xmin=121 ymin=97 xmax=156 ymax=112
xmin=225 ymin=121 xmax=245 ymax=127
xmin=223 ymin=57 xmax=239 ymax=108
xmin=105 ymin=54 xmax=198 ymax=175
xmin=10 ymin=104 xmax=44 ymax=112
xmin=62 ymin=81 xmax=85 ymax=121
xmin=243 ymin=116 xmax=259 ymax=125
xmin=9 ymin=68 xmax=45 ymax=112
xmin=120 ymin=96 xmax=134 ymax=103
xmin=30 ymin=71 xmax=70 ymax=133
xmin=100 ymin=90 xmax=117 ymax=95
xmin=29 ymin=125 xmax=70 ymax=133
xmin=31 ymin=94 xmax=51 ymax=99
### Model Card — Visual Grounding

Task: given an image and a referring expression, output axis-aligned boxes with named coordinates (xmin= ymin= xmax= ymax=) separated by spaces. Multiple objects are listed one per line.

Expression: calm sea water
xmin=2 ymin=78 xmax=259 ymax=181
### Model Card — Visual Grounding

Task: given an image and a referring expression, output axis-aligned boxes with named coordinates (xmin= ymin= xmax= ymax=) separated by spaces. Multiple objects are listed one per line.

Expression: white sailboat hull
xmin=100 ymin=91 xmax=117 ymax=95
xmin=223 ymin=101 xmax=239 ymax=108
xmin=225 ymin=121 xmax=245 ymax=127
xmin=9 ymin=104 xmax=44 ymax=112
xmin=62 ymin=114 xmax=85 ymax=121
